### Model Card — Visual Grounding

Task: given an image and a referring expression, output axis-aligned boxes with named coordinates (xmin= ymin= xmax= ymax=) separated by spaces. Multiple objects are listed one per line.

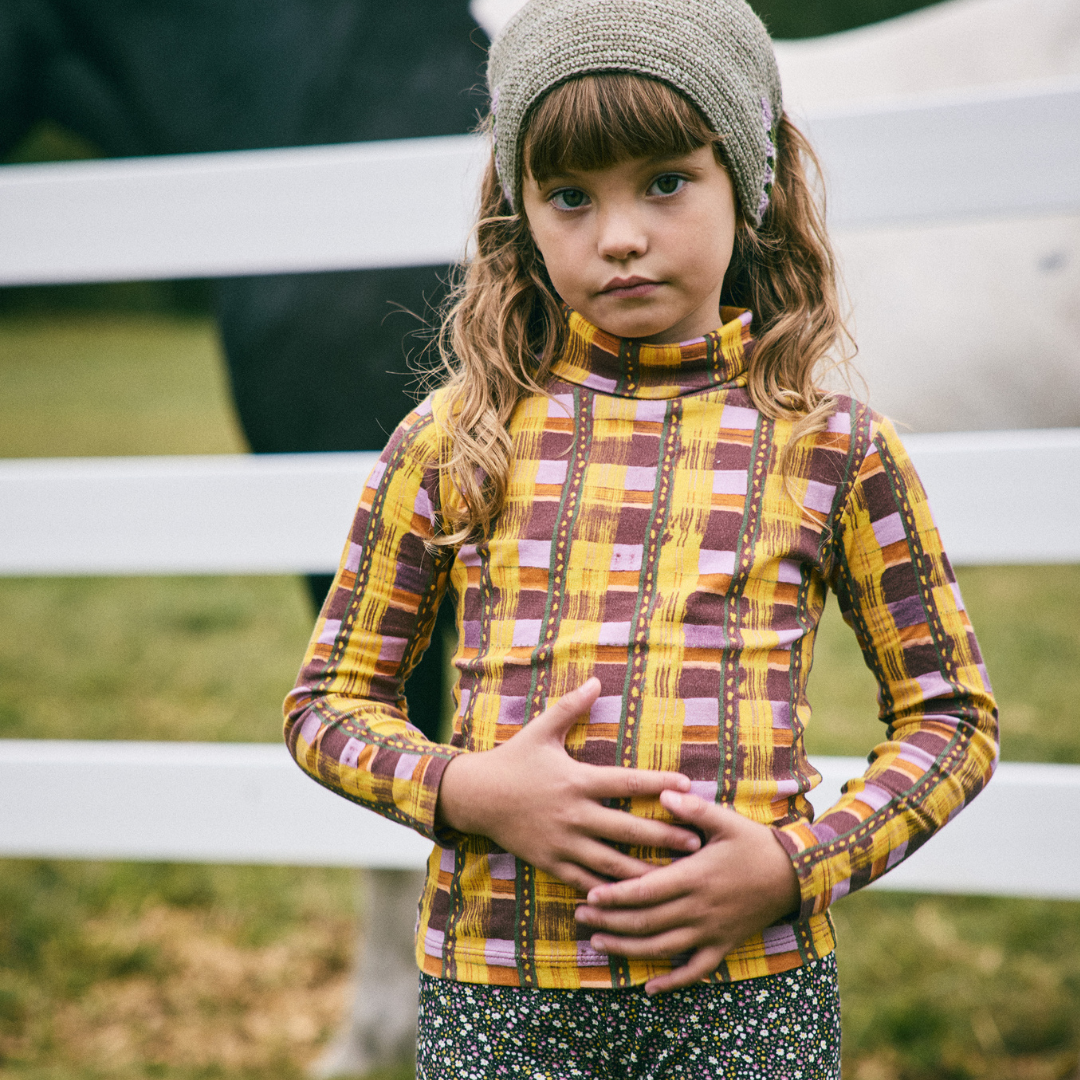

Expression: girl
xmin=285 ymin=1 xmax=998 ymax=1076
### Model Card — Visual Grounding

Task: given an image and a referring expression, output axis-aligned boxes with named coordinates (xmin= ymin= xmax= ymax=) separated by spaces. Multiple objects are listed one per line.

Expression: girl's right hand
xmin=436 ymin=677 xmax=701 ymax=893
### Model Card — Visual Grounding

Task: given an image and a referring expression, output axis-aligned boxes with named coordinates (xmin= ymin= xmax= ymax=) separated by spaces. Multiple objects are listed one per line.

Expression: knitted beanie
xmin=487 ymin=0 xmax=783 ymax=226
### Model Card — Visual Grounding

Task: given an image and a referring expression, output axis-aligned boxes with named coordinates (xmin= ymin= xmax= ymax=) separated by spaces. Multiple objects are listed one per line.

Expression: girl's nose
xmin=595 ymin=209 xmax=648 ymax=262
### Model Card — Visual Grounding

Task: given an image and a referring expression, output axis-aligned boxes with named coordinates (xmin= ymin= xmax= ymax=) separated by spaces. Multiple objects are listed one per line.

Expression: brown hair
xmin=431 ymin=73 xmax=852 ymax=546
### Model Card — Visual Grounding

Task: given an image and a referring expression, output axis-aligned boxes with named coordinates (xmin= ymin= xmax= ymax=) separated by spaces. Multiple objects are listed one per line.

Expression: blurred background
xmin=1 ymin=0 xmax=1079 ymax=1078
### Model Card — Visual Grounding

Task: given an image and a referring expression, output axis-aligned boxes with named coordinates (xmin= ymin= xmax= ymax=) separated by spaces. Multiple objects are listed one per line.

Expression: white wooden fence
xmin=0 ymin=740 xmax=1076 ymax=899
xmin=2 ymin=81 xmax=1078 ymax=285
xmin=1 ymin=82 xmax=1079 ymax=899
xmin=2 ymin=428 xmax=1079 ymax=577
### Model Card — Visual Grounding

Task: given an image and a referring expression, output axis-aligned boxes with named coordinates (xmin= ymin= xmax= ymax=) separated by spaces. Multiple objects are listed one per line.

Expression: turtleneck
xmin=288 ymin=290 xmax=997 ymax=993
xmin=548 ymin=307 xmax=754 ymax=400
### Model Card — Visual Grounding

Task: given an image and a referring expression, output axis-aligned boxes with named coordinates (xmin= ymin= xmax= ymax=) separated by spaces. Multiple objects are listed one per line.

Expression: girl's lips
xmin=600 ymin=278 xmax=661 ymax=298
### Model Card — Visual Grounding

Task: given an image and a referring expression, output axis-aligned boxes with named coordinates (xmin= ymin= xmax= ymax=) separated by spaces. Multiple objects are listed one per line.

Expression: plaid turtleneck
xmin=284 ymin=308 xmax=997 ymax=989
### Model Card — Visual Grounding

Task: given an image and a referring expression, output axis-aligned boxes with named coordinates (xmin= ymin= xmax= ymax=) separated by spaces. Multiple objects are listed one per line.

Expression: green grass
xmin=0 ymin=313 xmax=244 ymax=458
xmin=1 ymin=310 xmax=1078 ymax=1079
xmin=806 ymin=564 xmax=1080 ymax=766
xmin=834 ymin=892 xmax=1080 ymax=1080
xmin=0 ymin=313 xmax=354 ymax=1077
xmin=0 ymin=575 xmax=311 ymax=744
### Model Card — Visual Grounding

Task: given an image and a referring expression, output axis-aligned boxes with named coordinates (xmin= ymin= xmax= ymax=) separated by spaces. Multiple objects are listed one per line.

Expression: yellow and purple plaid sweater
xmin=284 ymin=308 xmax=998 ymax=989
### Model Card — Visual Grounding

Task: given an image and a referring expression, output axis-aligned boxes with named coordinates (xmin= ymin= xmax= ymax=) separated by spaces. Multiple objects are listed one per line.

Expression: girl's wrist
xmin=767 ymin=826 xmax=803 ymax=919
xmin=435 ymin=751 xmax=490 ymax=835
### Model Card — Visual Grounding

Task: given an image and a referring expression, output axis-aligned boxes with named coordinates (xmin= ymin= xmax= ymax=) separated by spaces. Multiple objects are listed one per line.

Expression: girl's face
xmin=522 ymin=145 xmax=737 ymax=344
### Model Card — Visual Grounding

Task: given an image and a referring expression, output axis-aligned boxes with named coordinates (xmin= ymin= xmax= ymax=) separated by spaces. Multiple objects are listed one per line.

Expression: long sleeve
xmin=283 ymin=396 xmax=462 ymax=841
xmin=775 ymin=417 xmax=999 ymax=918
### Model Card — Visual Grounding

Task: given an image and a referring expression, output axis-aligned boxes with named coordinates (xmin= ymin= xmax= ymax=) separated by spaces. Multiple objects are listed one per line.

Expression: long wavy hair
xmin=431 ymin=73 xmax=852 ymax=546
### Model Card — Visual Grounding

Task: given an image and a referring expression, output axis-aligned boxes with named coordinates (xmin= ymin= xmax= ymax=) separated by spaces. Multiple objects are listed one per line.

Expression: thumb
xmin=532 ymin=677 xmax=602 ymax=744
xmin=659 ymin=790 xmax=742 ymax=840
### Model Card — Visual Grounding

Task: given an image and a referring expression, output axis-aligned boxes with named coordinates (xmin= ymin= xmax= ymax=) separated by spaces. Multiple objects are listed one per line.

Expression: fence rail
xmin=1 ymin=739 xmax=1077 ymax=900
xmin=1 ymin=82 xmax=1078 ymax=286
xmin=2 ymin=428 xmax=1078 ymax=577
xmin=0 ymin=451 xmax=376 ymax=576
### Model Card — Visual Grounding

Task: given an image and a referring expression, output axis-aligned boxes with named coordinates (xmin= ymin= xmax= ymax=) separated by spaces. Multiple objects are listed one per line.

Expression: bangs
xmin=523 ymin=73 xmax=719 ymax=183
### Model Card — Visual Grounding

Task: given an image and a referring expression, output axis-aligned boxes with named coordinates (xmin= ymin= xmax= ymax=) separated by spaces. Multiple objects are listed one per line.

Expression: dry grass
xmin=0 ymin=860 xmax=356 ymax=1078
xmin=835 ymin=892 xmax=1080 ymax=1080
xmin=22 ymin=906 xmax=346 ymax=1070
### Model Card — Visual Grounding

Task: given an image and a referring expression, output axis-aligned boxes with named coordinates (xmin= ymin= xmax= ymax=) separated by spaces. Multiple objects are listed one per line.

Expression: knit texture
xmin=487 ymin=0 xmax=783 ymax=224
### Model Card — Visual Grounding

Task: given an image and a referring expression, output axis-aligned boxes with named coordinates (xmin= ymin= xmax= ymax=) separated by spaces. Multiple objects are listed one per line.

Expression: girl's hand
xmin=436 ymin=678 xmax=701 ymax=893
xmin=574 ymin=790 xmax=802 ymax=994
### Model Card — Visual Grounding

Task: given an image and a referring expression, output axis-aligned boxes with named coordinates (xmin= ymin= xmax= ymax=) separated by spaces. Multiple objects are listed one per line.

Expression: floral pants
xmin=417 ymin=954 xmax=841 ymax=1080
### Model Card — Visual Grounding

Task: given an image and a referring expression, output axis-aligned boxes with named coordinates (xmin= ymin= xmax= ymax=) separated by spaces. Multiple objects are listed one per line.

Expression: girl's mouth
xmin=600 ymin=277 xmax=661 ymax=298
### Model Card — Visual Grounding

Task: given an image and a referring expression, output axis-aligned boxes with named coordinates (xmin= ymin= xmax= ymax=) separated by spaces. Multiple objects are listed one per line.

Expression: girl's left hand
xmin=574 ymin=789 xmax=802 ymax=994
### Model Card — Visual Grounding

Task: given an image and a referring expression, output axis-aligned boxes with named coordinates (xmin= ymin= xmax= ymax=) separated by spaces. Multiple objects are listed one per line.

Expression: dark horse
xmin=1 ymin=0 xmax=487 ymax=738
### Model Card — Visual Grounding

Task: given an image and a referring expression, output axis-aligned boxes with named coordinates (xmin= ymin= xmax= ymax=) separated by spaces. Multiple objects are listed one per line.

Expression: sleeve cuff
xmin=773 ymin=822 xmax=833 ymax=921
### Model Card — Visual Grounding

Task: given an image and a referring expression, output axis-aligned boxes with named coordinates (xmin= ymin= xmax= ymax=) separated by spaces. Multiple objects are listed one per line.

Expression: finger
xmin=579 ymin=806 xmax=701 ymax=854
xmin=644 ymin=946 xmax=728 ymax=995
xmin=587 ymin=766 xmax=692 ymax=798
xmin=658 ymin=790 xmax=748 ymax=839
xmin=588 ymin=926 xmax=701 ymax=961
xmin=569 ymin=838 xmax=663 ymax=882
xmin=552 ymin=851 xmax=667 ymax=896
xmin=575 ymin=896 xmax=693 ymax=936
xmin=585 ymin=861 xmax=692 ymax=908
xmin=550 ymin=862 xmax=609 ymax=896
xmin=532 ymin=678 xmax=602 ymax=742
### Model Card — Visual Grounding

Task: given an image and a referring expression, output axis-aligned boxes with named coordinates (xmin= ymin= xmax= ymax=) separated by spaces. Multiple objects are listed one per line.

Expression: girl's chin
xmin=582 ymin=306 xmax=685 ymax=343
xmin=592 ymin=316 xmax=698 ymax=344
xmin=578 ymin=293 xmax=719 ymax=344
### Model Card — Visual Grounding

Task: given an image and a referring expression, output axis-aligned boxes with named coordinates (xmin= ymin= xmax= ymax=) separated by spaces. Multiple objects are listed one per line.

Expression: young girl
xmin=285 ymin=1 xmax=998 ymax=1075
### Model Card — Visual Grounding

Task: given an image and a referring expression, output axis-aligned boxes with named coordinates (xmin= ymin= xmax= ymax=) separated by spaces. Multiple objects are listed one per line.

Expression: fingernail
xmin=591 ymin=938 xmax=608 ymax=955
xmin=665 ymin=791 xmax=684 ymax=810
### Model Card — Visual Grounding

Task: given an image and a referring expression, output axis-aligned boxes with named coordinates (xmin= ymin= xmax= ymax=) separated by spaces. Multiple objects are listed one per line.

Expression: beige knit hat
xmin=487 ymin=0 xmax=783 ymax=226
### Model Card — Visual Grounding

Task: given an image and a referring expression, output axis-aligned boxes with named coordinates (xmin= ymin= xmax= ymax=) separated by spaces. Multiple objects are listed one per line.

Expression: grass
xmin=0 ymin=310 xmax=1078 ymax=1078
xmin=0 ymin=575 xmax=311 ymax=744
xmin=0 ymin=312 xmax=244 ymax=458
xmin=805 ymin=563 xmax=1080 ymax=766
xmin=0 ymin=313 xmax=353 ymax=1078
xmin=833 ymin=892 xmax=1080 ymax=1080
xmin=0 ymin=859 xmax=355 ymax=1078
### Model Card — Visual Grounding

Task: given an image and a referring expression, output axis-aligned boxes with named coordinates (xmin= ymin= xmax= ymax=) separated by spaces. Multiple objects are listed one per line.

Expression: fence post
xmin=312 ymin=868 xmax=427 ymax=1078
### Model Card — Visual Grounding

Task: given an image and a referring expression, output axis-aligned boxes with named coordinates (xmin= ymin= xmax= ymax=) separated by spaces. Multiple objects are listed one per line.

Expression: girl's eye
xmin=649 ymin=174 xmax=686 ymax=197
xmin=550 ymin=188 xmax=589 ymax=210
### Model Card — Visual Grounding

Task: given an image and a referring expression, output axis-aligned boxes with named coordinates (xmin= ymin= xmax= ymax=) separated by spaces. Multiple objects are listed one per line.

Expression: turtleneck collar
xmin=548 ymin=307 xmax=755 ymax=400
